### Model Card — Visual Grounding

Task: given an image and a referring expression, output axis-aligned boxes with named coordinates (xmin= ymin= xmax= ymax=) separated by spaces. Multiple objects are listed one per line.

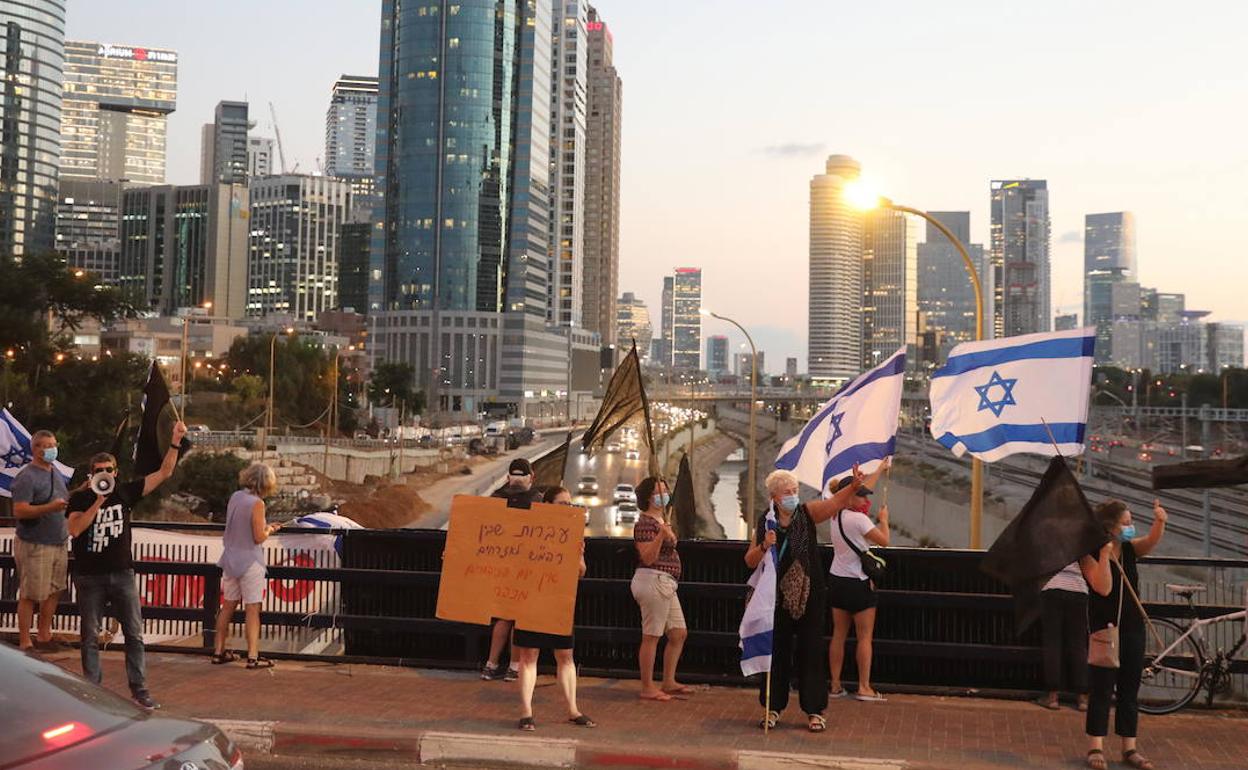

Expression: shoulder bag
xmin=837 ymin=511 xmax=886 ymax=584
xmin=1088 ymin=557 xmax=1126 ymax=668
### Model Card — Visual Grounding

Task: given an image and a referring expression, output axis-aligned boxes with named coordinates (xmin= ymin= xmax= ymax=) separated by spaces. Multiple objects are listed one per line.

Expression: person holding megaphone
xmin=66 ymin=419 xmax=188 ymax=711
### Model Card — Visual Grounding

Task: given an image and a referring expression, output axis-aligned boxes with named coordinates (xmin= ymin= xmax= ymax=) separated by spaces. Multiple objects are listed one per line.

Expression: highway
xmin=558 ymin=435 xmax=650 ymax=537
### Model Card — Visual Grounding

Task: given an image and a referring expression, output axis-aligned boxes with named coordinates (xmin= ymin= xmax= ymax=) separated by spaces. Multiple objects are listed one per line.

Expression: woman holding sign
xmin=631 ymin=476 xmax=690 ymax=701
xmin=512 ymin=486 xmax=596 ymax=731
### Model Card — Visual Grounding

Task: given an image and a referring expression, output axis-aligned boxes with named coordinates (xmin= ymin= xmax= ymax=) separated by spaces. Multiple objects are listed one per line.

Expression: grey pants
xmin=75 ymin=569 xmax=147 ymax=694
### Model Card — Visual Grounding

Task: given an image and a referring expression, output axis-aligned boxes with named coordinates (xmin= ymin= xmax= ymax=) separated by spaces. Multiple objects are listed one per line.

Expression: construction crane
xmin=268 ymin=102 xmax=288 ymax=174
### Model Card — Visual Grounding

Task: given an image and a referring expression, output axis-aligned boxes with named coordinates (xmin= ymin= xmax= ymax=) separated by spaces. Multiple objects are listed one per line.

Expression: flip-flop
xmin=829 ymin=688 xmax=849 ymax=699
xmin=568 ymin=714 xmax=597 ymax=728
xmin=807 ymin=714 xmax=827 ymax=732
xmin=211 ymin=651 xmax=239 ymax=665
xmin=518 ymin=716 xmax=536 ymax=731
xmin=662 ymin=684 xmax=695 ymax=696
xmin=639 ymin=691 xmax=673 ymax=702
xmin=855 ymin=691 xmax=887 ymax=702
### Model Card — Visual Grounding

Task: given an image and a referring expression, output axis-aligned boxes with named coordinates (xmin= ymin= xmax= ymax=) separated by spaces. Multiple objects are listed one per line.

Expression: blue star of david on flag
xmin=974 ymin=370 xmax=1018 ymax=417
xmin=2 ymin=444 xmax=29 ymax=469
xmin=824 ymin=411 xmax=845 ymax=454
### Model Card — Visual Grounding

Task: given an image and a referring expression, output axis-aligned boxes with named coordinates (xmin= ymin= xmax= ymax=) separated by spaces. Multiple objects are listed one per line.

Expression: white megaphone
xmin=89 ymin=471 xmax=116 ymax=496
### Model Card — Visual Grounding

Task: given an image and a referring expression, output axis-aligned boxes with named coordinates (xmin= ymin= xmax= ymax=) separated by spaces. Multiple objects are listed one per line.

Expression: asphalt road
xmin=561 ymin=440 xmax=649 ymax=537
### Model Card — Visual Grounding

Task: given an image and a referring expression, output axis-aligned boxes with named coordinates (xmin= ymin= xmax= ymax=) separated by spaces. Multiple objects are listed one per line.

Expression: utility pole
xmin=1201 ymin=403 xmax=1212 ymax=556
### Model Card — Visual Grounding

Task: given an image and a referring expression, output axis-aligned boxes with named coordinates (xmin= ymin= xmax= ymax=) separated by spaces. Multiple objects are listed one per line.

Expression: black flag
xmin=531 ymin=431 xmax=572 ymax=491
xmin=134 ymin=362 xmax=177 ymax=475
xmin=580 ymin=342 xmax=658 ymax=475
xmin=671 ymin=453 xmax=697 ymax=539
xmin=1152 ymin=455 xmax=1248 ymax=490
xmin=981 ymin=456 xmax=1108 ymax=634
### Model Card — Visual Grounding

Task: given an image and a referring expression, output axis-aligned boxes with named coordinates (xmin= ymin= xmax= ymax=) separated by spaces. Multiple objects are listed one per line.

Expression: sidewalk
xmin=44 ymin=650 xmax=1248 ymax=769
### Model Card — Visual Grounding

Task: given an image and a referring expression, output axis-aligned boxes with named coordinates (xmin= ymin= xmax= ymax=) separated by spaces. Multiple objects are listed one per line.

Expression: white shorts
xmin=221 ymin=562 xmax=267 ymax=605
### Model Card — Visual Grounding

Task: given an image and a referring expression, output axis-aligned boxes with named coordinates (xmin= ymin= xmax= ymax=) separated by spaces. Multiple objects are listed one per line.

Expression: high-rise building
xmin=735 ymin=350 xmax=765 ymax=382
xmin=248 ymin=136 xmax=274 ymax=178
xmin=916 ymin=212 xmax=987 ymax=358
xmin=785 ymin=357 xmax=798 ymax=380
xmin=324 ymin=74 xmax=378 ymax=205
xmin=61 ymin=41 xmax=177 ymax=184
xmin=672 ymin=268 xmax=702 ymax=370
xmin=581 ymin=6 xmax=621 ymax=345
xmin=1054 ymin=313 xmax=1079 ymax=331
xmin=337 ymin=221 xmax=371 ymax=314
xmin=1206 ymin=323 xmax=1245 ymax=371
xmin=372 ymin=0 xmax=562 ymax=418
xmin=247 ymin=175 xmax=350 ymax=321
xmin=654 ymin=275 xmax=674 ymax=367
xmin=990 ymin=179 xmax=1050 ymax=338
xmin=547 ymin=0 xmax=589 ymax=328
xmin=55 ymin=178 xmax=124 ymax=282
xmin=119 ymin=183 xmax=249 ymax=318
xmin=809 ymin=155 xmax=864 ymax=382
xmin=1084 ymin=212 xmax=1136 ymax=363
xmin=862 ymin=207 xmax=918 ymax=368
xmin=0 ymin=1 xmax=66 ymax=258
xmin=705 ymin=335 xmax=728 ymax=375
xmin=199 ymin=100 xmax=249 ymax=184
xmin=616 ymin=291 xmax=652 ymax=359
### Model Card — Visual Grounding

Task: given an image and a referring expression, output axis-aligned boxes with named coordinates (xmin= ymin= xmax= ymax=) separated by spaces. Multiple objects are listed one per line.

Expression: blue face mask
xmin=41 ymin=447 xmax=58 ymax=463
xmin=779 ymin=494 xmax=800 ymax=512
xmin=653 ymin=493 xmax=671 ymax=508
xmin=1118 ymin=525 xmax=1137 ymax=542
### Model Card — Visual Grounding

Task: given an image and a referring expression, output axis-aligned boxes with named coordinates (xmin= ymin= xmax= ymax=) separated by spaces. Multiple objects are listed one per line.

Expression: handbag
xmin=1088 ymin=557 xmax=1126 ymax=669
xmin=837 ymin=511 xmax=886 ymax=584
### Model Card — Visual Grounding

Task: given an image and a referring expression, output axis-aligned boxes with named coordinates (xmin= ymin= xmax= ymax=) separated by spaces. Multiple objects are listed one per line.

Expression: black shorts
xmin=513 ymin=629 xmax=574 ymax=650
xmin=827 ymin=575 xmax=877 ymax=614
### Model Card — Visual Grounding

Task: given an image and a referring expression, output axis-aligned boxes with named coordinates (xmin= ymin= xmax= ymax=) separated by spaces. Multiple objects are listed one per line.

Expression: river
xmin=709 ymin=448 xmax=751 ymax=540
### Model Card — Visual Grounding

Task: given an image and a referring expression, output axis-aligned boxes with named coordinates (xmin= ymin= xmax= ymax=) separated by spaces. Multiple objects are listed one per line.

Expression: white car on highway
xmin=613 ymin=483 xmax=635 ymax=504
xmin=614 ymin=500 xmax=639 ymax=524
xmin=577 ymin=475 xmax=599 ymax=496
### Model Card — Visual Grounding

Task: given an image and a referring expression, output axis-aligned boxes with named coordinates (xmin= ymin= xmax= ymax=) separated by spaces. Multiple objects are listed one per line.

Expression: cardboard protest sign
xmin=436 ymin=494 xmax=585 ymax=636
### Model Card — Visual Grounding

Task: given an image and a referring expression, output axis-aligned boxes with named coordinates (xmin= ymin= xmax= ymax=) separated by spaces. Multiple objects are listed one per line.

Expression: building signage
xmin=97 ymin=44 xmax=178 ymax=63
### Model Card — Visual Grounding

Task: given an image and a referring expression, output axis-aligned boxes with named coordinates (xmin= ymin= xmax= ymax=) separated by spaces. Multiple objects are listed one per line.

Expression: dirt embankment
xmin=329 ymin=457 xmax=490 ymax=529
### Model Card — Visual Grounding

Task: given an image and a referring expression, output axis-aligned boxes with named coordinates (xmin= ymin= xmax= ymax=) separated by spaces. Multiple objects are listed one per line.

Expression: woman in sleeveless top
xmin=211 ymin=462 xmax=281 ymax=669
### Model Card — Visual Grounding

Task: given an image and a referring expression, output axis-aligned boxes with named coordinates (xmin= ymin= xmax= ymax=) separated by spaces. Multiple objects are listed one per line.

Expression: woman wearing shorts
xmin=827 ymin=470 xmax=890 ymax=701
xmin=513 ymin=486 xmax=596 ymax=731
xmin=211 ymin=462 xmax=281 ymax=669
xmin=630 ymin=476 xmax=690 ymax=701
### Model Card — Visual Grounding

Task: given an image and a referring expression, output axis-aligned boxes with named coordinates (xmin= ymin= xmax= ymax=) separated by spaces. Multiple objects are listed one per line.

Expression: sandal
xmin=807 ymin=714 xmax=826 ymax=733
xmin=245 ymin=656 xmax=275 ymax=669
xmin=758 ymin=710 xmax=779 ymax=730
xmin=211 ymin=651 xmax=239 ymax=665
xmin=518 ymin=716 xmax=536 ymax=731
xmin=1086 ymin=749 xmax=1107 ymax=770
xmin=568 ymin=714 xmax=597 ymax=728
xmin=1122 ymin=750 xmax=1155 ymax=770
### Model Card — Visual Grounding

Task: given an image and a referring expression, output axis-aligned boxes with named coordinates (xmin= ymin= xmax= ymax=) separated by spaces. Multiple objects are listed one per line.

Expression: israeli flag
xmin=774 ymin=347 xmax=905 ymax=492
xmin=739 ymin=505 xmax=778 ymax=676
xmin=929 ymin=328 xmax=1094 ymax=462
xmin=1 ymin=408 xmax=74 ymax=497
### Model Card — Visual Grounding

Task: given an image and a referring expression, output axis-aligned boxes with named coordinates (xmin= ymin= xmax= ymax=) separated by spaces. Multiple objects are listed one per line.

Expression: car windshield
xmin=0 ymin=644 xmax=144 ymax=762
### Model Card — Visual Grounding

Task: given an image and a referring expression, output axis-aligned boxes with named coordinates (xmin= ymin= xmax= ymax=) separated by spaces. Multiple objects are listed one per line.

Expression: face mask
xmin=851 ymin=498 xmax=871 ymax=514
xmin=653 ymin=493 xmax=670 ymax=508
xmin=41 ymin=447 xmax=58 ymax=463
xmin=1118 ymin=525 xmax=1137 ymax=542
xmin=779 ymin=494 xmax=800 ymax=512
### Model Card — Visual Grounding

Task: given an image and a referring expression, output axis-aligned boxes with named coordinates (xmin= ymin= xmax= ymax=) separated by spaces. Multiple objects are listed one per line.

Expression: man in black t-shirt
xmin=65 ymin=421 xmax=186 ymax=711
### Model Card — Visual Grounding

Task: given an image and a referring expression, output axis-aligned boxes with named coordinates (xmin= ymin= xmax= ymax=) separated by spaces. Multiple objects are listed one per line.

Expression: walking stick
xmin=763 ymin=669 xmax=772 ymax=734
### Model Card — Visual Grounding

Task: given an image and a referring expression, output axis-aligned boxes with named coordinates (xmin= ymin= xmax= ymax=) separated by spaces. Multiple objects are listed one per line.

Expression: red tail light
xmin=41 ymin=722 xmax=90 ymax=747
xmin=41 ymin=723 xmax=77 ymax=741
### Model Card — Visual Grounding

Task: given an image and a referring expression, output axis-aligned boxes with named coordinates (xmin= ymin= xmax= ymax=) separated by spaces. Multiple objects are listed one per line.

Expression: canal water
xmin=709 ymin=448 xmax=751 ymax=540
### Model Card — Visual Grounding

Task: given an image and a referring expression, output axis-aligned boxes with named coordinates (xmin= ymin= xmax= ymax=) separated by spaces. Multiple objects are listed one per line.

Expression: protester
xmin=211 ymin=462 xmax=281 ymax=669
xmin=65 ymin=421 xmax=186 ymax=709
xmin=630 ymin=475 xmax=689 ymax=700
xmin=1038 ymin=560 xmax=1093 ymax=711
xmin=743 ymin=470 xmax=828 ymax=731
xmin=11 ymin=430 xmax=70 ymax=652
xmin=482 ymin=457 xmax=544 ymax=682
xmin=513 ymin=485 xmax=595 ymax=731
xmin=823 ymin=462 xmax=891 ymax=702
xmin=1084 ymin=499 xmax=1168 ymax=770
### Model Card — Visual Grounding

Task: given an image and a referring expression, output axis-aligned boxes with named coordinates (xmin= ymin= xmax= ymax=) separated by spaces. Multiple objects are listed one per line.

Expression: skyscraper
xmin=705 ymin=335 xmax=728 ymax=375
xmin=990 ymin=179 xmax=1051 ymax=338
xmin=55 ymin=178 xmax=124 ymax=282
xmin=248 ymin=136 xmax=274 ymax=178
xmin=337 ymin=221 xmax=371 ymax=314
xmin=581 ymin=5 xmax=621 ymax=345
xmin=917 ymin=212 xmax=987 ymax=358
xmin=199 ymin=100 xmax=249 ymax=185
xmin=324 ymin=74 xmax=378 ymax=205
xmin=1084 ymin=212 xmax=1136 ymax=363
xmin=861 ymin=207 xmax=918 ymax=368
xmin=672 ymin=267 xmax=702 ymax=370
xmin=247 ymin=175 xmax=350 ymax=321
xmin=654 ymin=275 xmax=674 ymax=367
xmin=0 ymin=1 xmax=66 ymax=258
xmin=547 ymin=0 xmax=588 ymax=328
xmin=616 ymin=291 xmax=652 ymax=360
xmin=809 ymin=155 xmax=864 ymax=382
xmin=60 ymin=41 xmax=177 ymax=184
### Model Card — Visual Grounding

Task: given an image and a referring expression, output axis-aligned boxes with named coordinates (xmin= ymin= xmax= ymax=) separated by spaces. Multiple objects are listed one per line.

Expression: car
xmin=187 ymin=424 xmax=211 ymax=433
xmin=614 ymin=500 xmax=639 ymax=524
xmin=613 ymin=483 xmax=636 ymax=504
xmin=624 ymin=448 xmax=640 ymax=461
xmin=605 ymin=442 xmax=622 ymax=454
xmin=0 ymin=642 xmax=244 ymax=769
xmin=577 ymin=475 xmax=598 ymax=495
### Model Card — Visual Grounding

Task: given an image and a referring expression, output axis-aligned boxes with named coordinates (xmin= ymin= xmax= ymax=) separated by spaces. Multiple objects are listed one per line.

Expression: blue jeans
xmin=75 ymin=570 xmax=146 ymax=693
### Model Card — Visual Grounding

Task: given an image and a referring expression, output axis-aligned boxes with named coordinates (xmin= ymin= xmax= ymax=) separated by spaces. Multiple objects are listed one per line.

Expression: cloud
xmin=759 ymin=142 xmax=826 ymax=158
xmin=1059 ymin=230 xmax=1082 ymax=244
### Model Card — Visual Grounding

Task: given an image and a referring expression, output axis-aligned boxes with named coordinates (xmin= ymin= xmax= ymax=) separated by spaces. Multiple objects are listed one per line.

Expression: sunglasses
xmin=93 ymin=466 xmax=116 ymax=474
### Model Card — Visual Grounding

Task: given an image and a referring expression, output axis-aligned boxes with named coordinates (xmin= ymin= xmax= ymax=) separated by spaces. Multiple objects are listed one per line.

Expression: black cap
xmin=834 ymin=476 xmax=872 ymax=496
xmin=508 ymin=458 xmax=533 ymax=477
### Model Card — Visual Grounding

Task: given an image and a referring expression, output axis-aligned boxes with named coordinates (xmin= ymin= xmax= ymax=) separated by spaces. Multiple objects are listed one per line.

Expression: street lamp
xmin=701 ymin=308 xmax=759 ymax=524
xmin=847 ymin=183 xmax=987 ymax=548
xmin=262 ymin=327 xmax=296 ymax=457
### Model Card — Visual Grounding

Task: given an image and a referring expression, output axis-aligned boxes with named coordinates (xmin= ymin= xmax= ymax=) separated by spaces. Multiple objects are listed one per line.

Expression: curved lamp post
xmin=701 ymin=308 xmax=758 ymax=524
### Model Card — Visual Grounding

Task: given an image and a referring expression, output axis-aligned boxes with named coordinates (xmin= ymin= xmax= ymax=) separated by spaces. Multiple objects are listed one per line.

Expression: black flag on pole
xmin=671 ymin=452 xmax=697 ymax=539
xmin=1152 ymin=455 xmax=1248 ymax=490
xmin=981 ymin=456 xmax=1108 ymax=634
xmin=580 ymin=342 xmax=658 ymax=475
xmin=531 ymin=431 xmax=572 ymax=491
xmin=134 ymin=362 xmax=179 ymax=475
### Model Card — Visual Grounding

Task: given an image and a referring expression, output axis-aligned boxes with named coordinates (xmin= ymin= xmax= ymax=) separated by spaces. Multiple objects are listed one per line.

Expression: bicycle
xmin=1137 ymin=583 xmax=1248 ymax=715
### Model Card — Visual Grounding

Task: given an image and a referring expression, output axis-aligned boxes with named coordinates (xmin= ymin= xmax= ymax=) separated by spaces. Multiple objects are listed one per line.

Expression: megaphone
xmin=89 ymin=471 xmax=116 ymax=496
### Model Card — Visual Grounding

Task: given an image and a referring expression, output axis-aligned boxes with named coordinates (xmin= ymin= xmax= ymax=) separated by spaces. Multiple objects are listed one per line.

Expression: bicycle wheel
xmin=1138 ymin=618 xmax=1205 ymax=715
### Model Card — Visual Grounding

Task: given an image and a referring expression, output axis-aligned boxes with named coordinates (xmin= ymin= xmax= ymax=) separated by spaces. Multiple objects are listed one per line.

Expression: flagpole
xmin=763 ymin=670 xmax=772 ymax=734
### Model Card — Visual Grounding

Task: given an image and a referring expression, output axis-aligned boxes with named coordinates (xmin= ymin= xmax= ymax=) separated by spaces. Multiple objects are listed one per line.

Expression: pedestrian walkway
xmin=43 ymin=650 xmax=1248 ymax=769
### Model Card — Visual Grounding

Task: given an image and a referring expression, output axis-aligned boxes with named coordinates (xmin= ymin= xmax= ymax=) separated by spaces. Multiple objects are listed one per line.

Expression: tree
xmin=367 ymin=361 xmax=424 ymax=412
xmin=166 ymin=452 xmax=249 ymax=519
xmin=223 ymin=335 xmax=336 ymax=432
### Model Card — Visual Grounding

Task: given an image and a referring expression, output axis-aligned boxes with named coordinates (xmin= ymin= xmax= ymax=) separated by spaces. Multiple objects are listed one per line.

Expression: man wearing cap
xmin=481 ymin=457 xmax=545 ymax=681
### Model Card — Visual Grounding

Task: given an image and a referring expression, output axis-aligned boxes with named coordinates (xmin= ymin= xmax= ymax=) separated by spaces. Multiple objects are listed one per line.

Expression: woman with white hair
xmin=211 ymin=462 xmax=281 ymax=669
xmin=743 ymin=466 xmax=868 ymax=732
